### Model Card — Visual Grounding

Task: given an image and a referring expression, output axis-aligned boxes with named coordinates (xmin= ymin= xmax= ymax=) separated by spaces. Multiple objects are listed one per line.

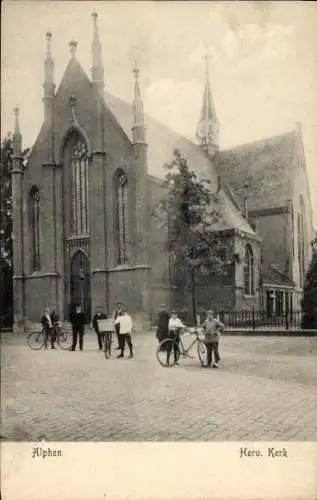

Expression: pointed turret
xmin=131 ymin=62 xmax=148 ymax=266
xmin=43 ymin=31 xmax=55 ymax=123
xmin=132 ymin=63 xmax=146 ymax=143
xmin=196 ymin=54 xmax=219 ymax=158
xmin=11 ymin=107 xmax=26 ymax=332
xmin=91 ymin=10 xmax=104 ymax=95
xmin=12 ymin=107 xmax=22 ymax=169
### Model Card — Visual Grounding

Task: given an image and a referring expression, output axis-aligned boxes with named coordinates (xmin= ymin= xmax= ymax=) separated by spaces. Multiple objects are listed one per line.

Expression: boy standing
xmin=50 ymin=306 xmax=59 ymax=349
xmin=114 ymin=307 xmax=133 ymax=359
xmin=203 ymin=310 xmax=224 ymax=368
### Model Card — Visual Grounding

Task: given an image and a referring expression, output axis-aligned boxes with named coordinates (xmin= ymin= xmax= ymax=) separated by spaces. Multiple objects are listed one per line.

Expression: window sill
xmin=66 ymin=234 xmax=90 ymax=241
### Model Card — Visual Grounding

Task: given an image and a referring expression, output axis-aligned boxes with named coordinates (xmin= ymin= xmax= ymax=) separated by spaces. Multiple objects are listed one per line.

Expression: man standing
xmin=41 ymin=307 xmax=53 ymax=350
xmin=112 ymin=302 xmax=123 ymax=350
xmin=92 ymin=306 xmax=107 ymax=350
xmin=156 ymin=305 xmax=169 ymax=344
xmin=69 ymin=304 xmax=86 ymax=352
xmin=114 ymin=307 xmax=133 ymax=359
xmin=50 ymin=306 xmax=59 ymax=349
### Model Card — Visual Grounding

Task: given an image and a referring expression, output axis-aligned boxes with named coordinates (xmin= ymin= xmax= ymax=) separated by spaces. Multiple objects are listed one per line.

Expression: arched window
xmin=30 ymin=186 xmax=40 ymax=271
xmin=243 ymin=244 xmax=254 ymax=296
xmin=71 ymin=137 xmax=89 ymax=235
xmin=115 ymin=171 xmax=128 ymax=265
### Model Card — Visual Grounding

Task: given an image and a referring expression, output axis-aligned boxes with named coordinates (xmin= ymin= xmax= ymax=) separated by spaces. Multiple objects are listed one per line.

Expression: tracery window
xmin=116 ymin=171 xmax=128 ymax=264
xmin=71 ymin=139 xmax=89 ymax=235
xmin=30 ymin=186 xmax=41 ymax=271
xmin=243 ymin=244 xmax=254 ymax=296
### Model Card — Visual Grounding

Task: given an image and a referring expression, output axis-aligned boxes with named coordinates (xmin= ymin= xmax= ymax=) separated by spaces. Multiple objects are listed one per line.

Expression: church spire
xmin=43 ymin=31 xmax=55 ymax=123
xmin=132 ymin=62 xmax=146 ymax=143
xmin=91 ymin=10 xmax=104 ymax=94
xmin=196 ymin=53 xmax=219 ymax=157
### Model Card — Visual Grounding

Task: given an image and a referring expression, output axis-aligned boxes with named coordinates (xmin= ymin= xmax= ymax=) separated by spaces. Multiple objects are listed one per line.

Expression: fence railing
xmin=151 ymin=310 xmax=303 ymax=331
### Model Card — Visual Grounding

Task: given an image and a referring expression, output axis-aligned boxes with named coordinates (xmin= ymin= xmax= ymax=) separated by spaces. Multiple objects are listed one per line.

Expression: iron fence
xmin=151 ymin=309 xmax=303 ymax=330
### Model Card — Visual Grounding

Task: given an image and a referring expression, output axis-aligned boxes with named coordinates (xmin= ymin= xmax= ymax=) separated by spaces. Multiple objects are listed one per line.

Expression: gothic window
xmin=30 ymin=186 xmax=40 ymax=271
xmin=71 ymin=138 xmax=89 ymax=235
xmin=243 ymin=244 xmax=254 ymax=296
xmin=115 ymin=171 xmax=128 ymax=265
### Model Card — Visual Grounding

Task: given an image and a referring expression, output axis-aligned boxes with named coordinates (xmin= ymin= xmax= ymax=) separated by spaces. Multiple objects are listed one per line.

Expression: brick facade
xmin=11 ymin=34 xmax=268 ymax=330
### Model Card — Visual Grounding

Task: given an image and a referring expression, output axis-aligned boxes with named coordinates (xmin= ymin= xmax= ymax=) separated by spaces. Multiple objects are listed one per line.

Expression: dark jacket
xmin=92 ymin=312 xmax=107 ymax=333
xmin=50 ymin=311 xmax=59 ymax=324
xmin=157 ymin=310 xmax=169 ymax=335
xmin=70 ymin=311 xmax=86 ymax=331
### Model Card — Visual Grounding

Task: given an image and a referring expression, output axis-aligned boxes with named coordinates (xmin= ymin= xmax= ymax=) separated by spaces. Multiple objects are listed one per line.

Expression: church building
xmin=11 ymin=12 xmax=313 ymax=330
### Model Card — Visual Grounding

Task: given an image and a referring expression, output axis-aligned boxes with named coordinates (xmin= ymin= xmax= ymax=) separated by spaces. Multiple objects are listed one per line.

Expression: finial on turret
xmin=69 ymin=40 xmax=78 ymax=57
xmin=91 ymin=10 xmax=104 ymax=92
xmin=46 ymin=31 xmax=52 ymax=54
xmin=132 ymin=61 xmax=140 ymax=80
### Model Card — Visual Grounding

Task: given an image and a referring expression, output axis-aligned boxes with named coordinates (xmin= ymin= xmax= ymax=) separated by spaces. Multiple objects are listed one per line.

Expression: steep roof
xmin=216 ymin=131 xmax=296 ymax=212
xmin=104 ymin=90 xmax=217 ymax=184
xmin=262 ymin=265 xmax=295 ymax=288
xmin=104 ymin=90 xmax=255 ymax=235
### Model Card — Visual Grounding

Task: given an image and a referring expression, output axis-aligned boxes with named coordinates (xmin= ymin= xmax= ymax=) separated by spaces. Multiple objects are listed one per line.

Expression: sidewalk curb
xmin=1 ymin=330 xmax=317 ymax=340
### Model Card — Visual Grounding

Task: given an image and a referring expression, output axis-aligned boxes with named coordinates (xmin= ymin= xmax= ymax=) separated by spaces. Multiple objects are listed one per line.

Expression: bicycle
xmin=27 ymin=325 xmax=72 ymax=351
xmin=156 ymin=328 xmax=207 ymax=367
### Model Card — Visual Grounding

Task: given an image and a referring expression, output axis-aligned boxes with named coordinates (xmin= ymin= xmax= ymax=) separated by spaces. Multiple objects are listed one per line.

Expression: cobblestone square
xmin=1 ymin=333 xmax=317 ymax=441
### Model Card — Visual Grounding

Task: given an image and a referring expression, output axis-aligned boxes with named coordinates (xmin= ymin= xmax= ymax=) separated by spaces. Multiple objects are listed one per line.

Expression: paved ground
xmin=1 ymin=332 xmax=317 ymax=441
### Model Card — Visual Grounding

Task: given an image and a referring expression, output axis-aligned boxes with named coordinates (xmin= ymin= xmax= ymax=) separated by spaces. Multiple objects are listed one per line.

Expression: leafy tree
xmin=0 ymin=135 xmax=14 ymax=326
xmin=0 ymin=134 xmax=29 ymax=327
xmin=155 ymin=149 xmax=232 ymax=323
xmin=301 ymin=236 xmax=317 ymax=329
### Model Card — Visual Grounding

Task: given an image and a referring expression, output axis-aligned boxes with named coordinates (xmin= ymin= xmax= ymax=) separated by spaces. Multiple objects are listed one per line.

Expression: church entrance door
xmin=70 ymin=250 xmax=91 ymax=322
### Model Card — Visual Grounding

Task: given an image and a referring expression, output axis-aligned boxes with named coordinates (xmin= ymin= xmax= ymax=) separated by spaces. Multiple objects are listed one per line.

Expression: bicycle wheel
xmin=197 ymin=339 xmax=207 ymax=366
xmin=57 ymin=329 xmax=72 ymax=350
xmin=104 ymin=333 xmax=112 ymax=359
xmin=156 ymin=338 xmax=180 ymax=367
xmin=27 ymin=331 xmax=45 ymax=350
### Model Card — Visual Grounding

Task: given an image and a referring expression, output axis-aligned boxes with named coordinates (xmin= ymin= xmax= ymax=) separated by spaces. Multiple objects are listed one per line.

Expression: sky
xmin=2 ymin=1 xmax=317 ymax=225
